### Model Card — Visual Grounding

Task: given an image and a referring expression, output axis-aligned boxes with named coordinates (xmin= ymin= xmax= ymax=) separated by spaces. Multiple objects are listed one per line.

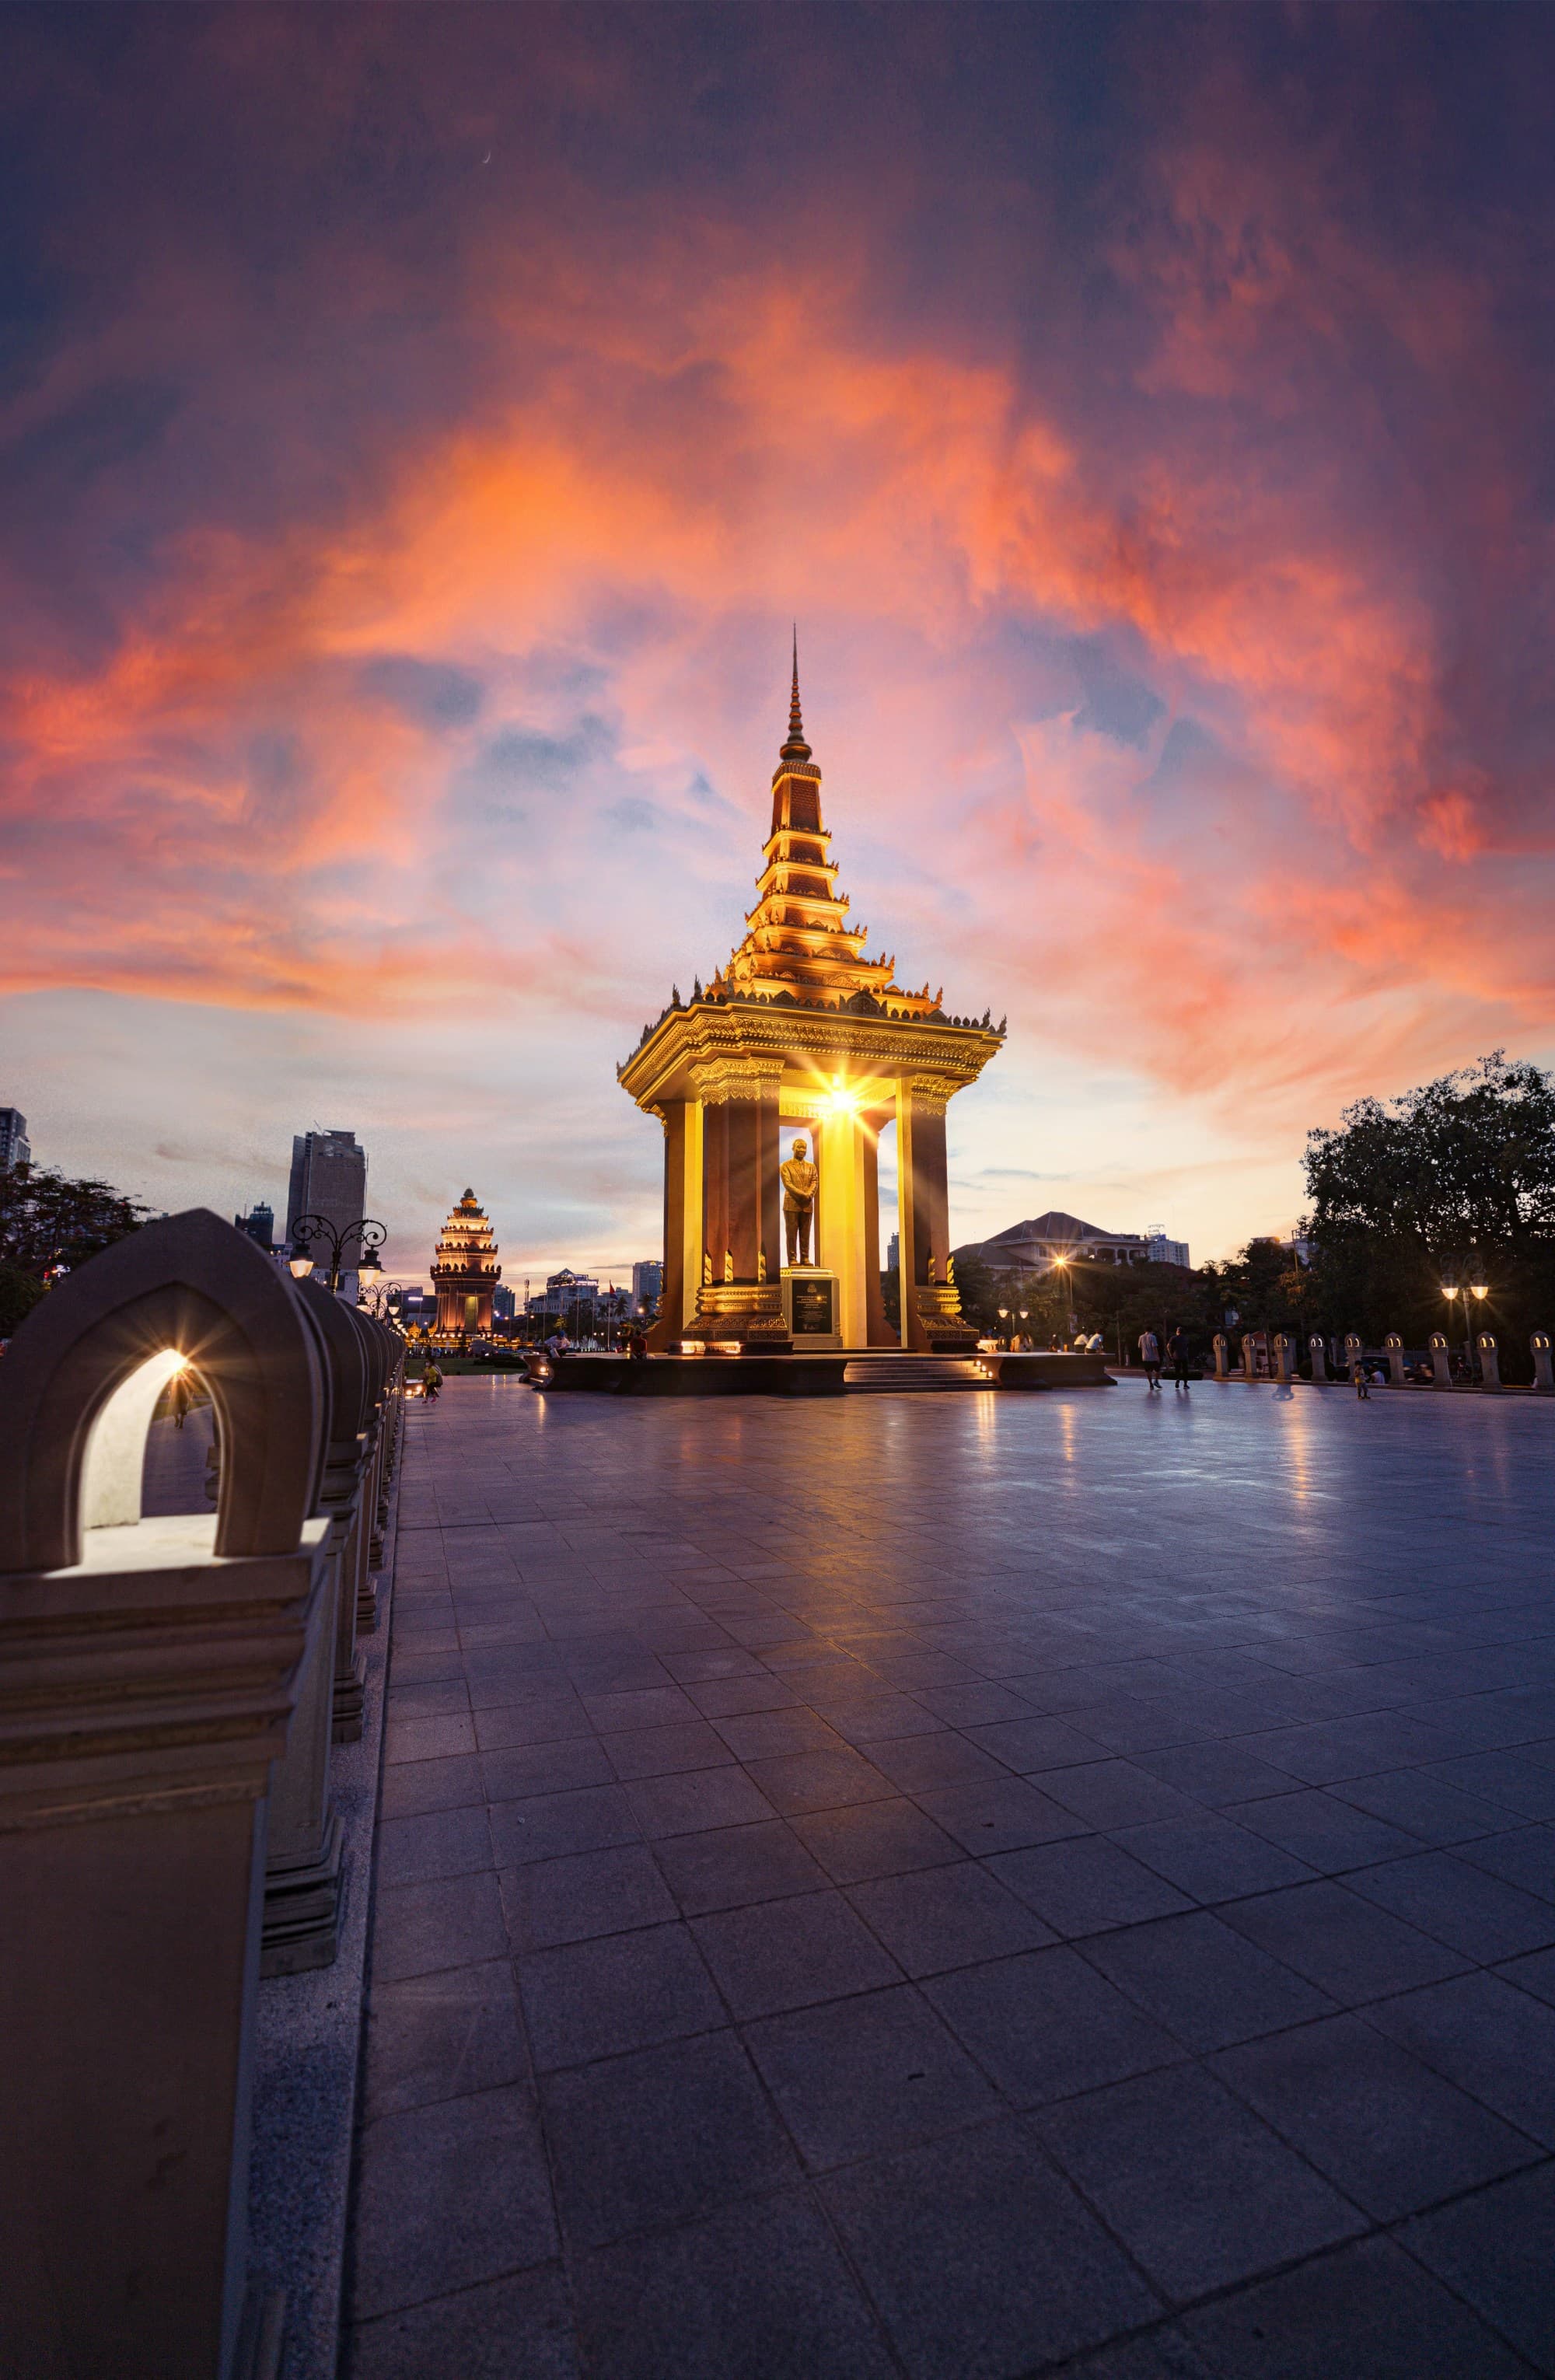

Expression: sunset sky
xmin=3 ymin=4 xmax=1553 ymax=1283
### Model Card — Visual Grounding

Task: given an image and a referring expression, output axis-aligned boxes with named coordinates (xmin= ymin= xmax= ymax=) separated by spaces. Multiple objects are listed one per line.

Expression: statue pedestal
xmin=782 ymin=1269 xmax=842 ymax=1350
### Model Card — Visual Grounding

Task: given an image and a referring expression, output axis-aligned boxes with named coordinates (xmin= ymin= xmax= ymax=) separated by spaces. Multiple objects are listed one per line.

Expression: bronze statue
xmin=780 ymin=1135 xmax=819 ymax=1267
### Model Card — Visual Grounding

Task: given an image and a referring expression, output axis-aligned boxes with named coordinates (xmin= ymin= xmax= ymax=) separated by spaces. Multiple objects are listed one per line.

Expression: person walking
xmin=1351 ymin=1354 xmax=1369 ymax=1400
xmin=1166 ymin=1325 xmax=1190 ymax=1391
xmin=423 ymin=1360 xmax=443 ymax=1403
xmin=1137 ymin=1326 xmax=1162 ymax=1391
xmin=170 ymin=1366 xmax=193 ymax=1431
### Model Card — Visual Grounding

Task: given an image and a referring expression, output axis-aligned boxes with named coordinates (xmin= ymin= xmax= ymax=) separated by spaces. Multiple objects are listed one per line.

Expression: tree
xmin=1301 ymin=1053 xmax=1555 ymax=1376
xmin=0 ymin=1263 xmax=46 ymax=1336
xmin=0 ymin=1162 xmax=148 ymax=1281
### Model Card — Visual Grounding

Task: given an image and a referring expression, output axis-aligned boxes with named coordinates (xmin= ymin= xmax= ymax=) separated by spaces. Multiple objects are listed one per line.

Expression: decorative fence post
xmin=1308 ymin=1334 xmax=1327 ymax=1382
xmin=1429 ymin=1330 xmax=1452 ymax=1387
xmin=1343 ymin=1333 xmax=1363 ymax=1381
xmin=1533 ymin=1333 xmax=1554 ymax=1393
xmin=1212 ymin=1333 xmax=1228 ymax=1379
xmin=0 ymin=1211 xmax=329 ymax=2380
xmin=1272 ymin=1333 xmax=1297 ymax=1384
xmin=1385 ymin=1333 xmax=1406 ymax=1387
xmin=1476 ymin=1333 xmax=1501 ymax=1392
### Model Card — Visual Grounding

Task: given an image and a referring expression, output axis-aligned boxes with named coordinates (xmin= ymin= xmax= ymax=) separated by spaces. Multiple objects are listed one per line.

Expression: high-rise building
xmin=286 ymin=1129 xmax=368 ymax=1253
xmin=491 ymin=1284 xmax=516 ymax=1323
xmin=0 ymin=1108 xmax=31 ymax=1170
xmin=235 ymin=1201 xmax=275 ymax=1250
xmin=631 ymin=1260 xmax=663 ymax=1309
xmin=886 ymin=1232 xmax=899 ymax=1273
xmin=1144 ymin=1227 xmax=1192 ymax=1269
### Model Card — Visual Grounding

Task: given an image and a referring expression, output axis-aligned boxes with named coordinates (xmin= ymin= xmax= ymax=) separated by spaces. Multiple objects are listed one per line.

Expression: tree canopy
xmin=0 ymin=1162 xmax=148 ymax=1284
xmin=1304 ymin=1051 xmax=1555 ymax=1255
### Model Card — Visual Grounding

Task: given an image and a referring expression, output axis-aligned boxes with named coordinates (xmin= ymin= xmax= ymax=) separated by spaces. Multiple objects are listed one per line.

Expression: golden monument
xmin=619 ymin=645 xmax=1004 ymax=1354
xmin=432 ymin=1189 xmax=501 ymax=1337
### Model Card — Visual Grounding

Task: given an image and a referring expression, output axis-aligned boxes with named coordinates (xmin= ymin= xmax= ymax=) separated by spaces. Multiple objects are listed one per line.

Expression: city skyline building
xmin=1 ymin=1107 xmax=31 ymax=1170
xmin=631 ymin=1260 xmax=663 ymax=1310
xmin=235 ymin=1201 xmax=276 ymax=1252
xmin=286 ymin=1128 xmax=368 ymax=1251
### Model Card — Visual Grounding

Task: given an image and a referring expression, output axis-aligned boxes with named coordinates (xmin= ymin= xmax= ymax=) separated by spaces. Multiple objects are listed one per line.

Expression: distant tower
xmin=0 ymin=1108 xmax=31 ymax=1170
xmin=432 ymin=1190 xmax=501 ymax=1337
xmin=286 ymin=1129 xmax=367 ymax=1251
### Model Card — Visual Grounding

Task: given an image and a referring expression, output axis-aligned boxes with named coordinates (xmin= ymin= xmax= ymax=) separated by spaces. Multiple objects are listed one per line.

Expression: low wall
xmin=532 ymin=1353 xmax=851 ymax=1395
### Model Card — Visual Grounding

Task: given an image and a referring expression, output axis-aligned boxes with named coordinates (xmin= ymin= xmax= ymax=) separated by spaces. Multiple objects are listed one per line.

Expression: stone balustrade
xmin=1196 ymin=1321 xmax=1555 ymax=1393
xmin=0 ymin=1207 xmax=402 ymax=2380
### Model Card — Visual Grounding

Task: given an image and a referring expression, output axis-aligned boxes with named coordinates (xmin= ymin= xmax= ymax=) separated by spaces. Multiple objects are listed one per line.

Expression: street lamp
xmin=290 ymin=1214 xmax=387 ymax=1295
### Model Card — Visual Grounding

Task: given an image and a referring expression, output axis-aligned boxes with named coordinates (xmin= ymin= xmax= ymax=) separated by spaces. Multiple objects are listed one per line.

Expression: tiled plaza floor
xmin=342 ymin=1378 xmax=1555 ymax=2378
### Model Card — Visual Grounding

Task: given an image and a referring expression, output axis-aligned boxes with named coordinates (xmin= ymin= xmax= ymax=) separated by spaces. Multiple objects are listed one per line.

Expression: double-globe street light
xmin=289 ymin=1214 xmax=388 ymax=1296
xmin=1440 ymin=1249 xmax=1490 ymax=1383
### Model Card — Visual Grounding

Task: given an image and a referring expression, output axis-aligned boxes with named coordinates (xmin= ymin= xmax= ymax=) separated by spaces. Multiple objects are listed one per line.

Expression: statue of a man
xmin=780 ymin=1136 xmax=819 ymax=1267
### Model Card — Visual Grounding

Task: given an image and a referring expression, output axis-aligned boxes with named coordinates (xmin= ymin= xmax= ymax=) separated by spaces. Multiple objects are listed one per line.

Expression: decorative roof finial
xmin=780 ymin=623 xmax=812 ymax=764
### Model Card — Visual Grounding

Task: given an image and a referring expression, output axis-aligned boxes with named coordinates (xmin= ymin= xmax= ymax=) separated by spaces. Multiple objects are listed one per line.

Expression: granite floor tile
xmin=1498 ymin=1943 xmax=1555 ymax=2007
xmin=1218 ymin=1880 xmax=1471 ymax=2003
xmin=1179 ymin=2234 xmax=1533 ymax=2380
xmin=487 ymin=1784 xmax=641 ymax=1868
xmin=652 ymin=1818 xmax=832 ymax=1914
xmin=1224 ymin=1788 xmax=1421 ymax=1872
xmin=384 ymin=1710 xmax=478 ymax=1765
xmin=480 ymin=1736 xmax=617 ymax=1802
xmin=913 ymin=1774 xmax=1089 ymax=1856
xmin=691 ymin=1887 xmax=903 ymax=2018
xmin=373 ymin=1870 xmax=511 ymax=1983
xmin=866 ymin=1731 xmax=1010 ymax=1792
xmin=815 ymin=1693 xmax=950 ymax=1743
xmin=1037 ymin=1760 xmax=1204 ymax=1832
xmin=519 ymin=1920 xmax=725 ymax=2069
xmin=684 ymin=1674 xmax=801 ymax=1718
xmin=847 ymin=1860 xmax=1054 ymax=1976
xmin=1425 ymin=1751 xmax=1555 ymax=1819
xmin=1136 ymin=1741 xmax=1314 ymax=1807
xmin=580 ymin=1684 xmax=702 ymax=1734
xmin=1399 ymin=2162 xmax=1555 ymax=2372
xmin=1081 ymin=1910 xmax=1337 ymax=2053
xmin=740 ymin=1746 xmax=896 ymax=1816
xmin=1211 ymin=2011 xmax=1539 ymax=2219
xmin=540 ymin=2031 xmax=799 ymax=2250
xmin=380 ymin=1752 xmax=484 ymax=1819
xmin=365 ymin=1960 xmax=529 ymax=2120
xmin=601 ymin=1720 xmax=735 ymax=1781
xmin=1363 ymin=1970 xmax=1555 ymax=2148
xmin=988 ymin=1836 xmax=1196 ymax=1936
xmin=377 ymin=1803 xmax=494 ymax=1889
xmin=961 ymin=1714 xmax=1113 ymax=1773
xmin=819 ymin=2118 xmax=1162 ymax=2378
xmin=1113 ymin=1812 xmax=1319 ymax=1903
xmin=571 ymin=2190 xmax=896 ymax=2380
xmin=349 ymin=2084 xmax=556 ymax=2321
xmin=1453 ymin=1824 xmax=1555 ymax=1902
xmin=1346 ymin=1849 xmax=1555 ymax=1962
xmin=473 ymin=1698 xmax=592 ymax=1752
xmin=711 ymin=1707 xmax=847 ymax=1760
xmin=1033 ymin=2063 xmax=1365 ymax=2301
xmin=746 ymin=1983 xmax=999 ymax=2168
xmin=1326 ymin=1765 xmax=1516 ymax=1845
xmin=788 ymin=1795 xmax=961 ymax=1884
xmin=926 ymin=1942 xmax=1185 ymax=2106
xmin=624 ymin=1763 xmax=776 ymax=1838
xmin=345 ymin=2265 xmax=578 ymax=2380
xmin=500 ymin=1843 xmax=677 ymax=1951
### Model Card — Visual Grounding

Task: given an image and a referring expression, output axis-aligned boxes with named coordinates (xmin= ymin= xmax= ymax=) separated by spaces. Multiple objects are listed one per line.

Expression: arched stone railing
xmin=1308 ymin=1333 xmax=1328 ymax=1382
xmin=0 ymin=1209 xmax=332 ymax=2378
xmin=0 ymin=1207 xmax=323 ymax=1573
xmin=1533 ymin=1333 xmax=1553 ymax=1393
xmin=1428 ymin=1330 xmax=1452 ymax=1387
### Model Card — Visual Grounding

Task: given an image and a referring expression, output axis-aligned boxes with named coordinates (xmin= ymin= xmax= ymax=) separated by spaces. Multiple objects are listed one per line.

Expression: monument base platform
xmin=527 ymin=1353 xmax=849 ymax=1396
xmin=521 ymin=1350 xmax=1115 ymax=1395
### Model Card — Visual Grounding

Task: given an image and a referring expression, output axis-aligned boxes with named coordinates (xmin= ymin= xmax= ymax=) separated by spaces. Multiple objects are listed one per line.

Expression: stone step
xmin=844 ymin=1356 xmax=995 ymax=1391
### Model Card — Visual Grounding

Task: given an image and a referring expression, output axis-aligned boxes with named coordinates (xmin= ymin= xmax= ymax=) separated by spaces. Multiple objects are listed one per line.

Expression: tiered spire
xmin=708 ymin=640 xmax=938 ymax=1017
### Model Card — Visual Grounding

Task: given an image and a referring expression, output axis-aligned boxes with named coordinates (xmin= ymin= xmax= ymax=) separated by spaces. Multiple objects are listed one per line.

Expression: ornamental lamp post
xmin=290 ymin=1213 xmax=388 ymax=1297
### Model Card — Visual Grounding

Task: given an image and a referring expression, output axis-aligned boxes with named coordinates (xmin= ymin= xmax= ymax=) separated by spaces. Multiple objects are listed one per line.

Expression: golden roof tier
xmin=618 ymin=652 xmax=1005 ymax=1355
